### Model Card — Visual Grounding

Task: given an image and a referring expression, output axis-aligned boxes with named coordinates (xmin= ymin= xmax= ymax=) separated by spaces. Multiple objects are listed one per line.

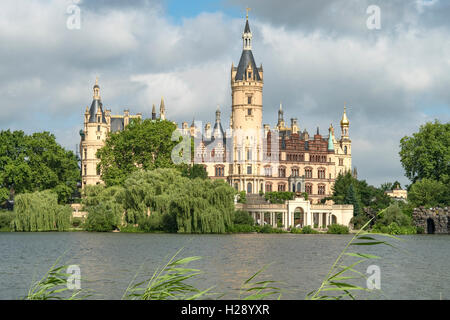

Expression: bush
xmin=232 ymin=210 xmax=254 ymax=226
xmin=138 ymin=213 xmax=164 ymax=232
xmin=327 ymin=224 xmax=349 ymax=234
xmin=84 ymin=201 xmax=122 ymax=232
xmin=0 ymin=211 xmax=15 ymax=231
xmin=71 ymin=217 xmax=83 ymax=228
xmin=227 ymin=224 xmax=255 ymax=233
xmin=264 ymin=192 xmax=294 ymax=204
xmin=300 ymin=226 xmax=319 ymax=234
xmin=237 ymin=191 xmax=247 ymax=204
xmin=290 ymin=227 xmax=302 ymax=234
xmin=258 ymin=225 xmax=286 ymax=233
xmin=373 ymin=222 xmax=416 ymax=235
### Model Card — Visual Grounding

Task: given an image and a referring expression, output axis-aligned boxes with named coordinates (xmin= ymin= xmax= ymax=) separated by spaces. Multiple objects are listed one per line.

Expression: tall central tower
xmin=230 ymin=11 xmax=264 ymax=194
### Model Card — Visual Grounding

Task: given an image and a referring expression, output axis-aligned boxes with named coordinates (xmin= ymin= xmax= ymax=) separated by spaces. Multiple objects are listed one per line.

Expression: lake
xmin=0 ymin=232 xmax=449 ymax=300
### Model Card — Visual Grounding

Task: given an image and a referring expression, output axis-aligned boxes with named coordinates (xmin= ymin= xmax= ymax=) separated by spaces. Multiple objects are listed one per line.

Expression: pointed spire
xmin=160 ymin=97 xmax=166 ymax=120
xmin=93 ymin=77 xmax=100 ymax=100
xmin=215 ymin=105 xmax=221 ymax=123
xmin=328 ymin=127 xmax=335 ymax=151
xmin=341 ymin=103 xmax=349 ymax=126
xmin=152 ymin=104 xmax=156 ymax=120
xmin=242 ymin=9 xmax=252 ymax=50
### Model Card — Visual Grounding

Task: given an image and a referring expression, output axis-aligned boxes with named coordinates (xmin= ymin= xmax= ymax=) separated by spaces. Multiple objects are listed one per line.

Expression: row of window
xmin=264 ymin=183 xmax=326 ymax=195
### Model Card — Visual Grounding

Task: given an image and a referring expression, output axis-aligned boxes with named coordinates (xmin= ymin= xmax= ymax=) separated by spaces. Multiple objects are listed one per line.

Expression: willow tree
xmin=82 ymin=185 xmax=124 ymax=232
xmin=11 ymin=191 xmax=71 ymax=231
xmin=121 ymin=169 xmax=234 ymax=233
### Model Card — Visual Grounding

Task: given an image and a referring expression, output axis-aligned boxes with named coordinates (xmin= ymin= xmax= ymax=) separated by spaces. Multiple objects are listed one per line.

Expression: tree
xmin=399 ymin=120 xmax=449 ymax=184
xmin=407 ymin=178 xmax=449 ymax=208
xmin=120 ymin=169 xmax=234 ymax=233
xmin=345 ymin=184 xmax=362 ymax=217
xmin=82 ymin=185 xmax=124 ymax=232
xmin=0 ymin=130 xmax=80 ymax=204
xmin=11 ymin=190 xmax=71 ymax=232
xmin=97 ymin=119 xmax=181 ymax=186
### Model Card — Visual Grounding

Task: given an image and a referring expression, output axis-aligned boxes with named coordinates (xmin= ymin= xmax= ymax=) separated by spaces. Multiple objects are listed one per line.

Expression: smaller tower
xmin=277 ymin=103 xmax=285 ymax=129
xmin=152 ymin=104 xmax=156 ymax=120
xmin=340 ymin=105 xmax=350 ymax=139
xmin=328 ymin=124 xmax=335 ymax=152
xmin=160 ymin=97 xmax=166 ymax=120
xmin=242 ymin=8 xmax=252 ymax=51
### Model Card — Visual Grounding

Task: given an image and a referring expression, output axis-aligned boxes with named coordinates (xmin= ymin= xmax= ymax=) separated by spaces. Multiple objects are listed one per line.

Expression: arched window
xmin=297 ymin=182 xmax=301 ymax=192
xmin=344 ymin=146 xmax=348 ymax=154
xmin=278 ymin=166 xmax=286 ymax=178
xmin=247 ymin=183 xmax=252 ymax=194
xmin=318 ymin=185 xmax=326 ymax=195
xmin=265 ymin=183 xmax=272 ymax=192
xmin=278 ymin=183 xmax=286 ymax=192
xmin=305 ymin=184 xmax=312 ymax=195
xmin=305 ymin=168 xmax=312 ymax=179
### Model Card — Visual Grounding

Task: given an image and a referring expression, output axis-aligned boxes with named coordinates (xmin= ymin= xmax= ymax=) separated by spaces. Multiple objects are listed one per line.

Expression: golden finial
xmin=246 ymin=7 xmax=251 ymax=20
xmin=341 ymin=103 xmax=349 ymax=126
xmin=95 ymin=76 xmax=98 ymax=86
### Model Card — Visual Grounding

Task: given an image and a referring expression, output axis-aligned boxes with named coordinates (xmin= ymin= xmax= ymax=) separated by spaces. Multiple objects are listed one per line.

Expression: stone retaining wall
xmin=412 ymin=207 xmax=449 ymax=234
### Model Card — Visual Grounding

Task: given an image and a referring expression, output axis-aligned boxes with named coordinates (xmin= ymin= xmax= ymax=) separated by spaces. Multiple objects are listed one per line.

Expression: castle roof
xmin=235 ymin=50 xmax=261 ymax=81
xmin=88 ymin=99 xmax=107 ymax=124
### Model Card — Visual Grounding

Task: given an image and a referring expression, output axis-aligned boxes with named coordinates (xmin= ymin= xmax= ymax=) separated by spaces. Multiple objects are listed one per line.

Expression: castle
xmin=79 ymin=14 xmax=354 ymax=228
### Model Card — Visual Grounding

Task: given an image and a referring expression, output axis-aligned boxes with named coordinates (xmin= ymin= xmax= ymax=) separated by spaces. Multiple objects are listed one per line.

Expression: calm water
xmin=0 ymin=232 xmax=449 ymax=300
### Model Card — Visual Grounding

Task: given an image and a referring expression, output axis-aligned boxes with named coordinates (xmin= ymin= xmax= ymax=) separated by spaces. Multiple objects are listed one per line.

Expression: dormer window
xmin=248 ymin=72 xmax=252 ymax=79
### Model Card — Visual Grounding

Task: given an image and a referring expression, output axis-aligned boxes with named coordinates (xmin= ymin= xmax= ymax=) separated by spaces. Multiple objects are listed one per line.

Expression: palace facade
xmin=184 ymin=15 xmax=353 ymax=205
xmin=79 ymin=14 xmax=354 ymax=228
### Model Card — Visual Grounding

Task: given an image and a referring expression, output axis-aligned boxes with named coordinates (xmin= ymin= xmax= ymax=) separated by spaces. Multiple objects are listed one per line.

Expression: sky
xmin=1 ymin=0 xmax=449 ymax=188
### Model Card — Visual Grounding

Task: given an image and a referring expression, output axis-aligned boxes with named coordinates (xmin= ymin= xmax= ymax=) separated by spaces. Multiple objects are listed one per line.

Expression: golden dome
xmin=340 ymin=106 xmax=349 ymax=126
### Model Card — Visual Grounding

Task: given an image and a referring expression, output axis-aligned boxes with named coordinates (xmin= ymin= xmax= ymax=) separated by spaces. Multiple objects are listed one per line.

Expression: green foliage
xmin=237 ymin=191 xmax=246 ymax=204
xmin=375 ymin=203 xmax=412 ymax=228
xmin=227 ymin=224 xmax=255 ymax=233
xmin=399 ymin=120 xmax=449 ymax=184
xmin=232 ymin=210 xmax=254 ymax=226
xmin=299 ymin=226 xmax=319 ymax=234
xmin=407 ymin=178 xmax=449 ymax=208
xmin=290 ymin=227 xmax=302 ymax=234
xmin=345 ymin=184 xmax=361 ymax=217
xmin=180 ymin=164 xmax=208 ymax=180
xmin=121 ymin=169 xmax=234 ymax=233
xmin=11 ymin=191 xmax=71 ymax=232
xmin=25 ymin=256 xmax=89 ymax=300
xmin=0 ymin=130 xmax=80 ymax=204
xmin=82 ymin=185 xmax=124 ymax=232
xmin=332 ymin=172 xmax=392 ymax=212
xmin=0 ymin=210 xmax=15 ymax=231
xmin=264 ymin=191 xmax=294 ymax=204
xmin=71 ymin=217 xmax=83 ymax=228
xmin=238 ymin=265 xmax=283 ymax=300
xmin=257 ymin=225 xmax=286 ymax=233
xmin=373 ymin=222 xmax=416 ymax=235
xmin=351 ymin=214 xmax=370 ymax=230
xmin=123 ymin=249 xmax=213 ymax=300
xmin=97 ymin=119 xmax=180 ymax=186
xmin=327 ymin=224 xmax=349 ymax=234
